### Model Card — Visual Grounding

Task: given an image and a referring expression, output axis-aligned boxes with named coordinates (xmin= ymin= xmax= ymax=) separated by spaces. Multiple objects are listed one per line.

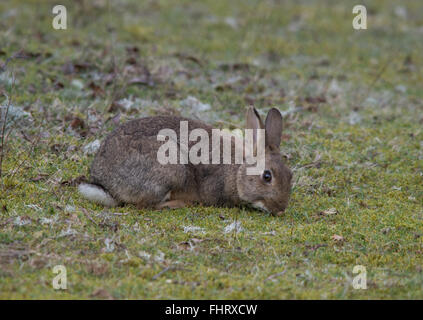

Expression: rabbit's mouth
xmin=251 ymin=201 xmax=286 ymax=216
xmin=251 ymin=201 xmax=270 ymax=214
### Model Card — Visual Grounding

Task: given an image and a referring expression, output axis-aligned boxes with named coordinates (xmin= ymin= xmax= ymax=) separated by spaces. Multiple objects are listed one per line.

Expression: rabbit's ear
xmin=246 ymin=106 xmax=264 ymax=148
xmin=265 ymin=108 xmax=282 ymax=150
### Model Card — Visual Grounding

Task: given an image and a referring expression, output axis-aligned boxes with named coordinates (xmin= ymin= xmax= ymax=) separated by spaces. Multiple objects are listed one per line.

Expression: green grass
xmin=0 ymin=0 xmax=423 ymax=299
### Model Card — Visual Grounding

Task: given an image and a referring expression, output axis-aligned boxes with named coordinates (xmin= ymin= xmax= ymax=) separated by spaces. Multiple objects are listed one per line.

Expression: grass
xmin=0 ymin=0 xmax=422 ymax=299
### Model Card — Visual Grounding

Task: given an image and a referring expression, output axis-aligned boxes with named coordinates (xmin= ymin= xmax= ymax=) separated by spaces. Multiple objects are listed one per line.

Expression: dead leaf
xmin=126 ymin=46 xmax=140 ymax=54
xmin=177 ymin=241 xmax=191 ymax=250
xmin=174 ymin=52 xmax=203 ymax=66
xmin=19 ymin=50 xmax=42 ymax=59
xmin=70 ymin=116 xmax=85 ymax=129
xmin=54 ymin=81 xmax=64 ymax=90
xmin=88 ymin=81 xmax=104 ymax=97
xmin=69 ymin=116 xmax=88 ymax=137
xmin=331 ymin=234 xmax=344 ymax=241
xmin=128 ymin=76 xmax=153 ymax=86
xmin=281 ymin=134 xmax=291 ymax=141
xmin=107 ymin=100 xmax=124 ymax=113
xmin=30 ymin=174 xmax=49 ymax=182
xmin=306 ymin=105 xmax=319 ymax=113
xmin=219 ymin=62 xmax=251 ymax=72
xmin=86 ymin=262 xmax=109 ymax=276
xmin=359 ymin=201 xmax=368 ymax=208
xmin=126 ymin=64 xmax=154 ymax=86
xmin=29 ymin=257 xmax=47 ymax=269
xmin=190 ymin=238 xmax=204 ymax=244
xmin=319 ymin=208 xmax=338 ymax=216
xmin=305 ymin=95 xmax=327 ymax=104
xmin=126 ymin=56 xmax=137 ymax=65
xmin=62 ymin=61 xmax=94 ymax=75
xmin=381 ymin=227 xmax=392 ymax=234
xmin=177 ymin=238 xmax=203 ymax=251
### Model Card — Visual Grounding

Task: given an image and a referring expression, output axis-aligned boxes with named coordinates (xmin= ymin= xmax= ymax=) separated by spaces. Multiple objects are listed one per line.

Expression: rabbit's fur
xmin=79 ymin=107 xmax=292 ymax=215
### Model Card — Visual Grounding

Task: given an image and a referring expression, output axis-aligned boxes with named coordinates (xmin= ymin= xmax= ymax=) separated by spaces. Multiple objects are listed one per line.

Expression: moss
xmin=0 ymin=0 xmax=422 ymax=299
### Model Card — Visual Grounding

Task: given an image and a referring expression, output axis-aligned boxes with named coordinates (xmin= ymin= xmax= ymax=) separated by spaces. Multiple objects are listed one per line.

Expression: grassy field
xmin=0 ymin=0 xmax=422 ymax=299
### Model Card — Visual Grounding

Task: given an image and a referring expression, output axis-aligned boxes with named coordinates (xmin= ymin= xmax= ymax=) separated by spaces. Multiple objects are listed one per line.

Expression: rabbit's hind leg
xmin=156 ymin=200 xmax=188 ymax=210
xmin=136 ymin=190 xmax=190 ymax=210
xmin=133 ymin=186 xmax=170 ymax=210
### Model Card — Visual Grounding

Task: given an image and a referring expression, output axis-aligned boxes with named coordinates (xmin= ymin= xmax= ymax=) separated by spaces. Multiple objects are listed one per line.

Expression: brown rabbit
xmin=79 ymin=107 xmax=292 ymax=215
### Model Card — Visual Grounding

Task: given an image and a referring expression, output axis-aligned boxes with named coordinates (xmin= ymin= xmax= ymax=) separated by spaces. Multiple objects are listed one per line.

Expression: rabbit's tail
xmin=78 ymin=183 xmax=118 ymax=207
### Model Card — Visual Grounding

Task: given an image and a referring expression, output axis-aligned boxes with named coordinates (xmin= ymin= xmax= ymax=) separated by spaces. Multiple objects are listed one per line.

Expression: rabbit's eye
xmin=262 ymin=170 xmax=272 ymax=183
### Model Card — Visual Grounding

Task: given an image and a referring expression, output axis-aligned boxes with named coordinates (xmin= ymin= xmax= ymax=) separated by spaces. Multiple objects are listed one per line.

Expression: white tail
xmin=78 ymin=183 xmax=118 ymax=207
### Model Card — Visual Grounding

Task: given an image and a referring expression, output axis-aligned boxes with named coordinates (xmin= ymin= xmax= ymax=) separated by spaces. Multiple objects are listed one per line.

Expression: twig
xmin=265 ymin=269 xmax=287 ymax=282
xmin=6 ymin=132 xmax=40 ymax=180
xmin=151 ymin=265 xmax=189 ymax=281
xmin=152 ymin=266 xmax=173 ymax=280
xmin=0 ymin=50 xmax=24 ymax=74
xmin=0 ymin=74 xmax=15 ymax=183
xmin=81 ymin=208 xmax=98 ymax=226
xmin=356 ymin=49 xmax=397 ymax=107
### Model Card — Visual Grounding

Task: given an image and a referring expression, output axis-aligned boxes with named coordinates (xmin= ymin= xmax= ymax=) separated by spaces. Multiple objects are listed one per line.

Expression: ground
xmin=0 ymin=0 xmax=422 ymax=299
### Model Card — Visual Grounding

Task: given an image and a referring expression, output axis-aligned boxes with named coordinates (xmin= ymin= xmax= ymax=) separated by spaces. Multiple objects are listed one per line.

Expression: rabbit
xmin=78 ymin=107 xmax=292 ymax=216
